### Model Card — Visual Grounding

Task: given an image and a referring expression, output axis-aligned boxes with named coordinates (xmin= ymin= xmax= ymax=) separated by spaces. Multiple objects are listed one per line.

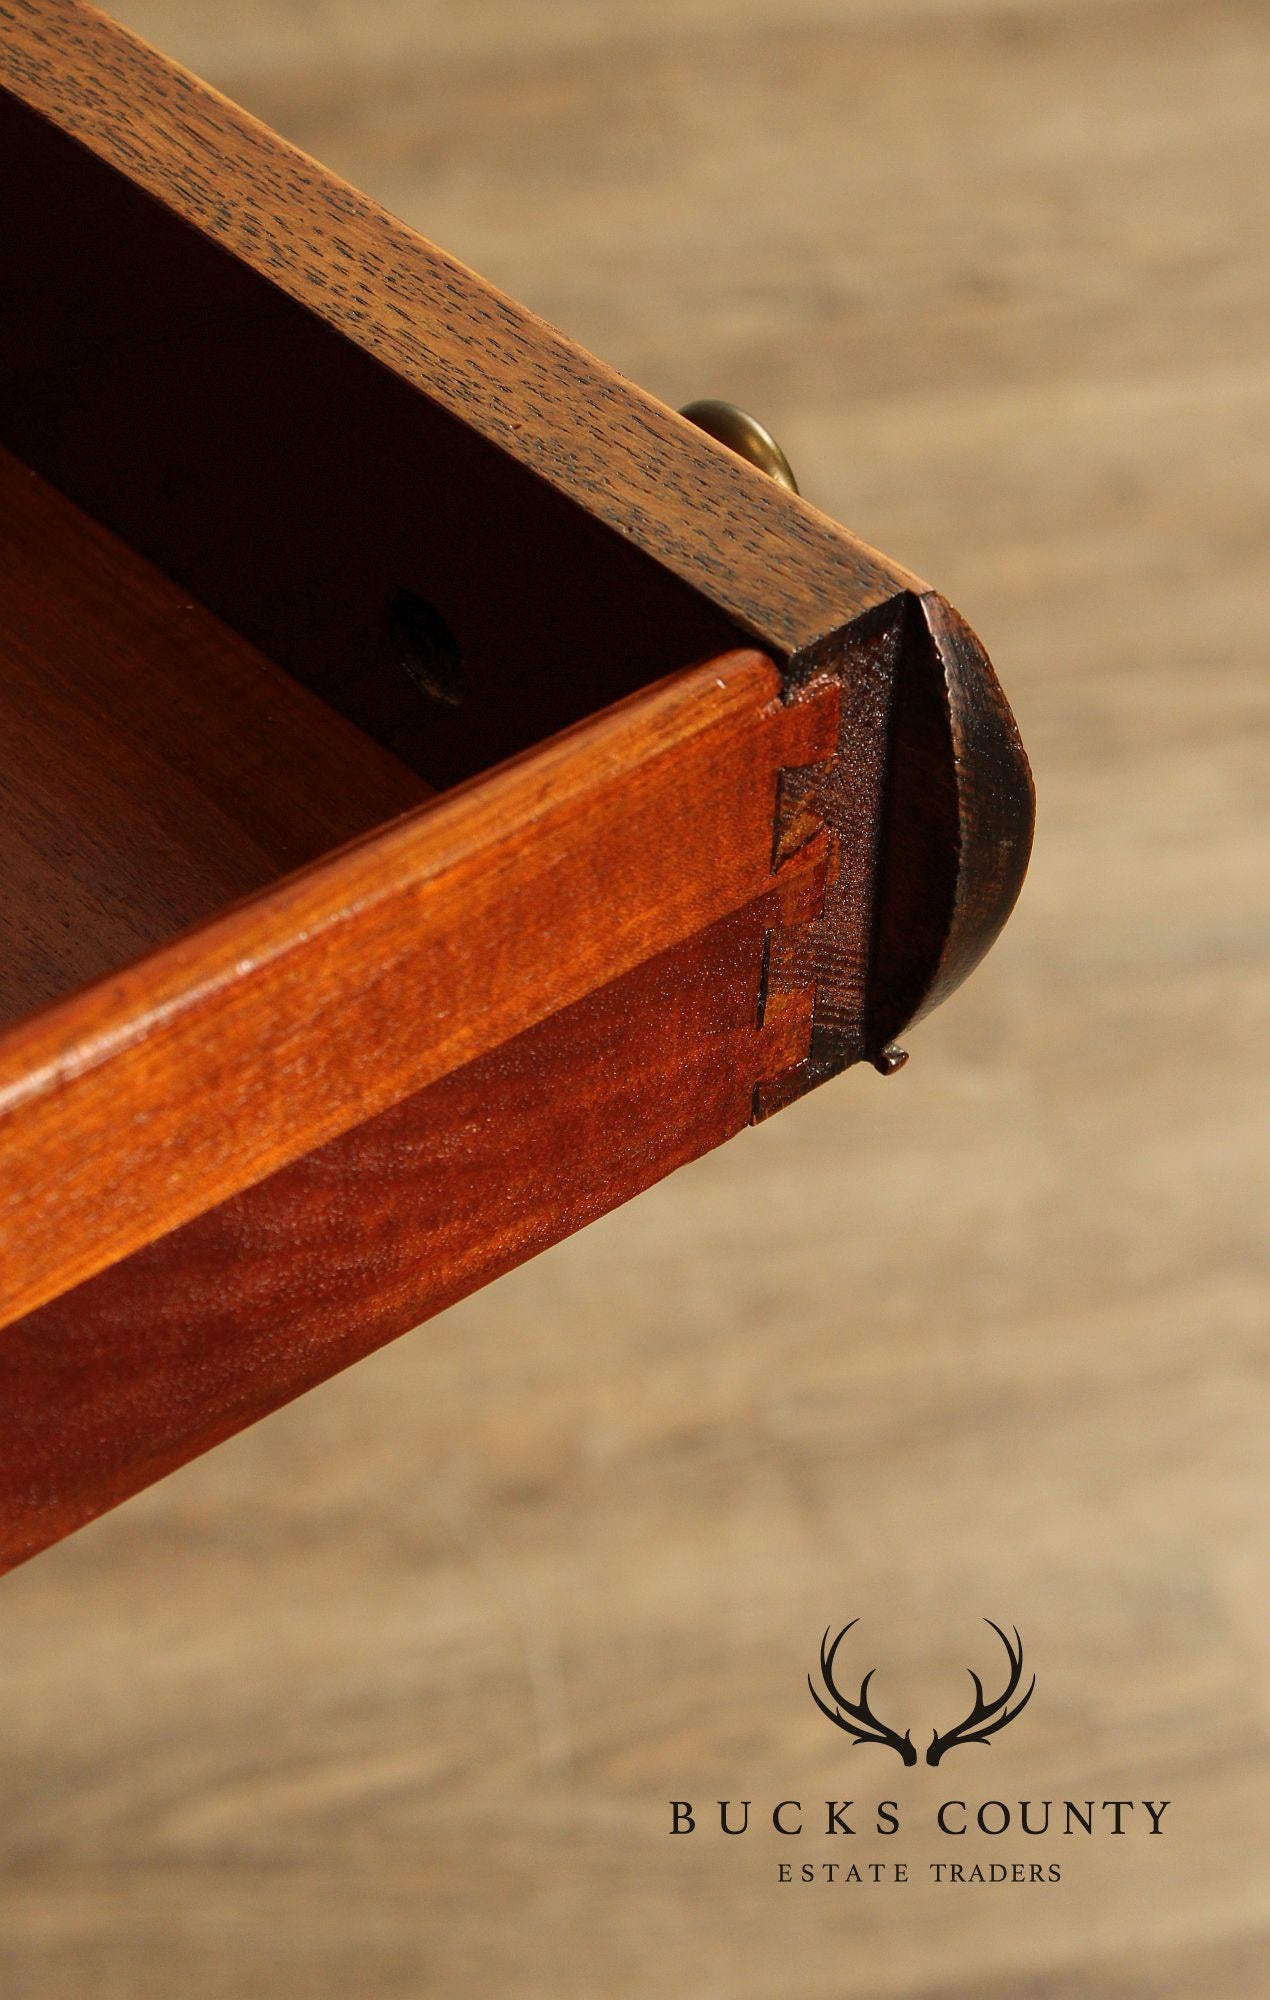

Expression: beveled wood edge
xmin=0 ymin=651 xmax=840 ymax=1329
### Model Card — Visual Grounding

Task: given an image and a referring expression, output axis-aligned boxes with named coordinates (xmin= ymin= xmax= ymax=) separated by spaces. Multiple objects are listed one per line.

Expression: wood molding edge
xmin=755 ymin=591 xmax=1035 ymax=1116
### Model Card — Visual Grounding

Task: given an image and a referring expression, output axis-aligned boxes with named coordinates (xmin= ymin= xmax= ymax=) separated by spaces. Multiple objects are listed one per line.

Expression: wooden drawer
xmin=0 ymin=0 xmax=1033 ymax=1571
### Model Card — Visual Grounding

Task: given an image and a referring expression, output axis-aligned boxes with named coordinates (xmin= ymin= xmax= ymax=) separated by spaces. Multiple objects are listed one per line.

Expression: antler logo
xmin=809 ymin=1620 xmax=1036 ymax=1766
xmin=808 ymin=1621 xmax=917 ymax=1765
xmin=926 ymin=1620 xmax=1035 ymax=1766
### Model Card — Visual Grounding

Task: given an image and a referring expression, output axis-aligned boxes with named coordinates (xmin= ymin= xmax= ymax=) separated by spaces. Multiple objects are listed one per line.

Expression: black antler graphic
xmin=808 ymin=1622 xmax=917 ymax=1765
xmin=926 ymin=1621 xmax=1035 ymax=1766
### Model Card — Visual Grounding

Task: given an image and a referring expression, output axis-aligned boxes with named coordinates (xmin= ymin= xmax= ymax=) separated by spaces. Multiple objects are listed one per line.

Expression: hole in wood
xmin=387 ymin=588 xmax=466 ymax=708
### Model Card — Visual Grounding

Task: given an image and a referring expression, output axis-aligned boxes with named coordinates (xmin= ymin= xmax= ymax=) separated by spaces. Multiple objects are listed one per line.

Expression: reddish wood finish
xmin=0 ymin=876 xmax=825 ymax=1575
xmin=0 ymin=0 xmax=1034 ymax=1069
xmin=0 ymin=0 xmax=1035 ymax=1569
xmin=0 ymin=449 xmax=431 ymax=1026
xmin=0 ymin=656 xmax=838 ymax=1330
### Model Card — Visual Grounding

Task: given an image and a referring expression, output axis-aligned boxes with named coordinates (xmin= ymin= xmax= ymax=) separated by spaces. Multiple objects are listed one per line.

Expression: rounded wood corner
xmin=865 ymin=590 xmax=1035 ymax=1055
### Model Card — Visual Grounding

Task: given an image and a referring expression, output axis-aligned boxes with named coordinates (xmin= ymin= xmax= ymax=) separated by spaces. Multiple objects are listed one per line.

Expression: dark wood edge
xmin=755 ymin=590 xmax=1036 ymax=1109
xmin=0 ymin=0 xmax=920 ymax=673
xmin=864 ymin=590 xmax=1036 ymax=1049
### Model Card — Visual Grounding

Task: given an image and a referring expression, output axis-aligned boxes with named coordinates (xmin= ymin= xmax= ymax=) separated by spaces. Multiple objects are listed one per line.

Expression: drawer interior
xmin=0 ymin=447 xmax=432 ymax=1028
xmin=0 ymin=85 xmax=745 ymax=805
xmin=0 ymin=78 xmax=766 ymax=1033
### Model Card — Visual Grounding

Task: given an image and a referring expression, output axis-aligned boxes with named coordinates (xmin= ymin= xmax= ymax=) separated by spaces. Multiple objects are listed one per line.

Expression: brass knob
xmin=679 ymin=398 xmax=799 ymax=495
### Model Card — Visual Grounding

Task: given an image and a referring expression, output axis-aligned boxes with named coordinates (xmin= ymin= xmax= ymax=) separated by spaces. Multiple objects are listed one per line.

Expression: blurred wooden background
xmin=2 ymin=1 xmax=1267 ymax=1994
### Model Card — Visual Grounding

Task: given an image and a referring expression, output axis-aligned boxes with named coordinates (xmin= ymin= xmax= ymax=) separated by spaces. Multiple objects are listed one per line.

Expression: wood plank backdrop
xmin=1 ymin=1 xmax=1266 ymax=1994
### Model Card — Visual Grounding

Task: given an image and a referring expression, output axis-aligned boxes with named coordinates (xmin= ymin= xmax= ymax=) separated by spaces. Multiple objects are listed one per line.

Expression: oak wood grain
xmin=0 ymin=0 xmax=928 ymax=804
xmin=0 ymin=0 xmax=920 ymax=709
